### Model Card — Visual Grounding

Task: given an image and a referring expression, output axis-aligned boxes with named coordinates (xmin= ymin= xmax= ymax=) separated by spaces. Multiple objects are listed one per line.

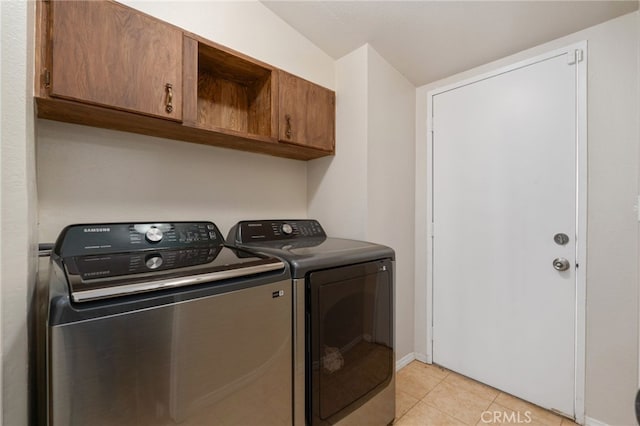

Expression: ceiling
xmin=261 ymin=0 xmax=638 ymax=86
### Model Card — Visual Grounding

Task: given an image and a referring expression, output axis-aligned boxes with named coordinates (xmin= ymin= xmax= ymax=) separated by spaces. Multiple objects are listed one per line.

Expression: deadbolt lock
xmin=553 ymin=233 xmax=569 ymax=245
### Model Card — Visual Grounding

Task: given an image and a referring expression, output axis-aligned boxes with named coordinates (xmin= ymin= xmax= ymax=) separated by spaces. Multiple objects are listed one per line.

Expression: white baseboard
xmin=396 ymin=352 xmax=416 ymax=371
xmin=414 ymin=352 xmax=430 ymax=363
xmin=584 ymin=416 xmax=609 ymax=426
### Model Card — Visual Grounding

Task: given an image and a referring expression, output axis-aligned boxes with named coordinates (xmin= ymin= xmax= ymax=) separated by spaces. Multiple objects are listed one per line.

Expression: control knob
xmin=145 ymin=254 xmax=163 ymax=270
xmin=145 ymin=227 xmax=163 ymax=243
xmin=281 ymin=223 xmax=293 ymax=235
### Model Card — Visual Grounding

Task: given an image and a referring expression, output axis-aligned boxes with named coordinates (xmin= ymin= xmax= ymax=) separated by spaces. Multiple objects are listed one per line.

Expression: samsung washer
xmin=37 ymin=221 xmax=293 ymax=425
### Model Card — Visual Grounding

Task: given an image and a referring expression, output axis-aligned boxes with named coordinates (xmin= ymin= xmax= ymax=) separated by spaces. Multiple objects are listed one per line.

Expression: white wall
xmin=308 ymin=46 xmax=369 ymax=240
xmin=367 ymin=47 xmax=416 ymax=364
xmin=37 ymin=121 xmax=309 ymax=241
xmin=308 ymin=45 xmax=416 ymax=362
xmin=415 ymin=11 xmax=640 ymax=425
xmin=0 ymin=1 xmax=37 ymax=425
xmin=37 ymin=1 xmax=335 ymax=243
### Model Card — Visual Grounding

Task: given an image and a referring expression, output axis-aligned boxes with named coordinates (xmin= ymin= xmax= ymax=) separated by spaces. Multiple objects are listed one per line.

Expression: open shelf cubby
xmin=197 ymin=42 xmax=273 ymax=138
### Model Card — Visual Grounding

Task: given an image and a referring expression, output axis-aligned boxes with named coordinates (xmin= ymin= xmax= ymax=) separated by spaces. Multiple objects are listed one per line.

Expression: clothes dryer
xmin=228 ymin=219 xmax=395 ymax=426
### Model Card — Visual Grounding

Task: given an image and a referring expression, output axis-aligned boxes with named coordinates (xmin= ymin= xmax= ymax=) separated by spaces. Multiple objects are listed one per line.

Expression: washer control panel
xmin=56 ymin=222 xmax=223 ymax=257
xmin=67 ymin=245 xmax=222 ymax=281
xmin=67 ymin=246 xmax=222 ymax=281
xmin=234 ymin=220 xmax=326 ymax=243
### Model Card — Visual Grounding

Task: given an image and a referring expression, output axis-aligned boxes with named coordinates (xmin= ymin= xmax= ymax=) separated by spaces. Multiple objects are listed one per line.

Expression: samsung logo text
xmin=83 ymin=227 xmax=111 ymax=233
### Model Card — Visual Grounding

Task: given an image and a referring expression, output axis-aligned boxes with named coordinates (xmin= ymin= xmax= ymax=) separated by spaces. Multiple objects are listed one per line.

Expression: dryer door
xmin=308 ymin=259 xmax=393 ymax=425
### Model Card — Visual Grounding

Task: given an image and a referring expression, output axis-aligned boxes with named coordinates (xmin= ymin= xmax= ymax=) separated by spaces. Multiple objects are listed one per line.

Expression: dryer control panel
xmin=55 ymin=222 xmax=223 ymax=257
xmin=233 ymin=220 xmax=326 ymax=243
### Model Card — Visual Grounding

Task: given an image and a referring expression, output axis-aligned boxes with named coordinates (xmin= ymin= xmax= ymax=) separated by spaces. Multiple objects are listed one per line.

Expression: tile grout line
xmin=423 ymin=372 xmax=500 ymax=426
xmin=419 ymin=372 xmax=476 ymax=425
xmin=395 ymin=389 xmax=420 ymax=423
xmin=422 ymin=368 xmax=450 ymax=400
xmin=396 ymin=363 xmax=451 ymax=423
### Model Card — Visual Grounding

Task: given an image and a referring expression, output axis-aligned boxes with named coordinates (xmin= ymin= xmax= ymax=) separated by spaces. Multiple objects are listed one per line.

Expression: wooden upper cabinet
xmin=278 ymin=71 xmax=335 ymax=152
xmin=48 ymin=0 xmax=182 ymax=121
xmin=35 ymin=0 xmax=335 ymax=160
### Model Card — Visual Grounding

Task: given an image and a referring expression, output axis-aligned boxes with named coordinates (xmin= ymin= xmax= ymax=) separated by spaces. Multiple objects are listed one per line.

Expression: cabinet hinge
xmin=44 ymin=69 xmax=51 ymax=87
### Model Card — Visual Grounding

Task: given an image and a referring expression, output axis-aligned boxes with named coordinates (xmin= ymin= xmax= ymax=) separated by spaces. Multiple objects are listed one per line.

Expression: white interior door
xmin=432 ymin=51 xmax=581 ymax=417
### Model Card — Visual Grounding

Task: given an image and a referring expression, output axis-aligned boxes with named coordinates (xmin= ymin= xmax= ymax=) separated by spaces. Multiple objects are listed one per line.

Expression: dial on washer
xmin=145 ymin=227 xmax=163 ymax=243
xmin=145 ymin=254 xmax=163 ymax=270
xmin=281 ymin=223 xmax=293 ymax=235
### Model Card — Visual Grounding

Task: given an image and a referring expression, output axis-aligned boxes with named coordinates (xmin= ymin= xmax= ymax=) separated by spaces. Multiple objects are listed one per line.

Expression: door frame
xmin=424 ymin=42 xmax=587 ymax=423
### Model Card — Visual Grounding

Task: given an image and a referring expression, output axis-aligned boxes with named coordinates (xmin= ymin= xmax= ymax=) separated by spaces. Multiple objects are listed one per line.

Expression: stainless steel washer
xmin=37 ymin=221 xmax=293 ymax=426
xmin=227 ymin=219 xmax=395 ymax=426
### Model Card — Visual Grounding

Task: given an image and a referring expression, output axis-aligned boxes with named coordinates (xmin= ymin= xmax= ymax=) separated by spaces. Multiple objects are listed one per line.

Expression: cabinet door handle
xmin=285 ymin=114 xmax=292 ymax=139
xmin=165 ymin=83 xmax=173 ymax=113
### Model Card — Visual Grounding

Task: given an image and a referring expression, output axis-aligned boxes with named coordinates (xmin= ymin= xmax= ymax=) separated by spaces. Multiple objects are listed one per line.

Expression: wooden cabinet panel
xmin=36 ymin=0 xmax=335 ymax=160
xmin=49 ymin=0 xmax=182 ymax=121
xmin=194 ymin=41 xmax=276 ymax=139
xmin=278 ymin=71 xmax=335 ymax=152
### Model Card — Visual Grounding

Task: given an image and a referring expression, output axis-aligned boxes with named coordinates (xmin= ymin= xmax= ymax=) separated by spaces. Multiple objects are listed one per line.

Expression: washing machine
xmin=37 ymin=221 xmax=293 ymax=425
xmin=227 ymin=219 xmax=395 ymax=426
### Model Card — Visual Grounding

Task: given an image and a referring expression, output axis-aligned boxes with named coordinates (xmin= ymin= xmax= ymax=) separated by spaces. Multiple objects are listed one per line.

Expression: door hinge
xmin=567 ymin=49 xmax=584 ymax=65
xmin=44 ymin=69 xmax=51 ymax=87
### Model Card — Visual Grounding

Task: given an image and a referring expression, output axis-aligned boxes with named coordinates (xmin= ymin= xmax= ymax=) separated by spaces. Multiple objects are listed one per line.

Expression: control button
xmin=145 ymin=227 xmax=163 ymax=243
xmin=281 ymin=223 xmax=293 ymax=235
xmin=207 ymin=224 xmax=214 ymax=230
xmin=145 ymin=254 xmax=163 ymax=270
xmin=209 ymin=232 xmax=217 ymax=239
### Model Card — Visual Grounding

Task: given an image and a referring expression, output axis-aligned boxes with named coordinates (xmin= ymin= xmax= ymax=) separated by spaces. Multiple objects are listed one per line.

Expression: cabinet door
xmin=49 ymin=0 xmax=182 ymax=121
xmin=278 ymin=71 xmax=335 ymax=152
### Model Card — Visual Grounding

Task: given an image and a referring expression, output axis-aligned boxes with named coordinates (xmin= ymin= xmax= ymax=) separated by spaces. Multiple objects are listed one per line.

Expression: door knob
xmin=552 ymin=257 xmax=570 ymax=271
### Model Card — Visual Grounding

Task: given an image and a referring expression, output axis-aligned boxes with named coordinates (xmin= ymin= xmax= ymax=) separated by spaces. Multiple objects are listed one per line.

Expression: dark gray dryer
xmin=37 ymin=221 xmax=293 ymax=426
xmin=227 ymin=219 xmax=395 ymax=426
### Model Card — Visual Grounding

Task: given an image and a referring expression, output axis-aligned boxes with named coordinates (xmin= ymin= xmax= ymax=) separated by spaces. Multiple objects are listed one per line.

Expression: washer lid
xmin=227 ymin=220 xmax=395 ymax=278
xmin=236 ymin=237 xmax=395 ymax=278
xmin=63 ymin=246 xmax=285 ymax=302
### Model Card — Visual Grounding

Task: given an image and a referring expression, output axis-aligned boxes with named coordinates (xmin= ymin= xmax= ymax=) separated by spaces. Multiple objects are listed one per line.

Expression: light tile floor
xmin=395 ymin=361 xmax=579 ymax=426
